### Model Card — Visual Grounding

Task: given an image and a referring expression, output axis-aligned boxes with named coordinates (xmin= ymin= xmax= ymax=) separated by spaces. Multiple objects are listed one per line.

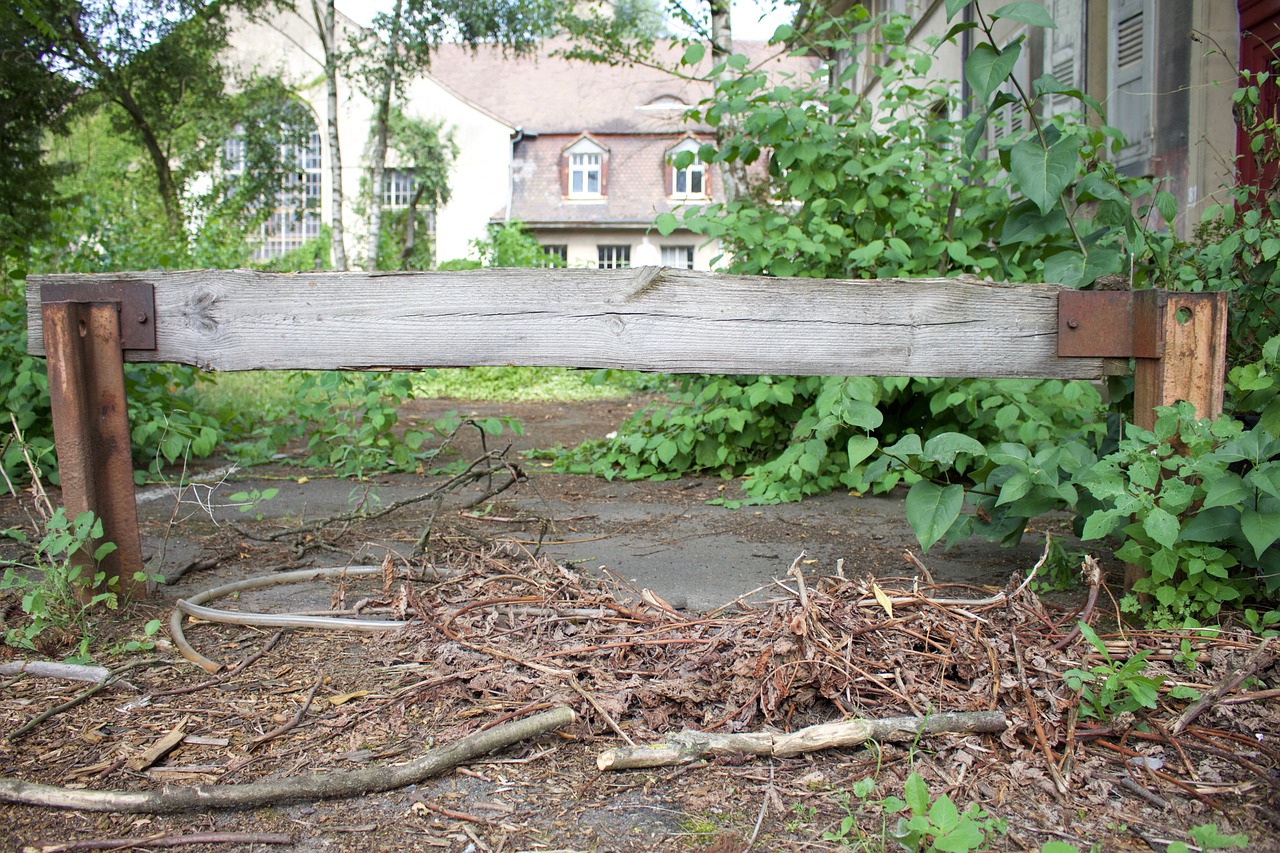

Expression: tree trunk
xmin=365 ymin=0 xmax=405 ymax=271
xmin=708 ymin=0 xmax=745 ymax=203
xmin=313 ymin=0 xmax=348 ymax=270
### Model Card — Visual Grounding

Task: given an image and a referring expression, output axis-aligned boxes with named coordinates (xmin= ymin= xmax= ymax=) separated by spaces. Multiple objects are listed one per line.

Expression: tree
xmin=373 ymin=109 xmax=456 ymax=269
xmin=0 ymin=2 xmax=77 ymax=259
xmin=28 ymin=0 xmax=268 ymax=240
xmin=353 ymin=0 xmax=558 ymax=270
xmin=311 ymin=0 xmax=349 ymax=269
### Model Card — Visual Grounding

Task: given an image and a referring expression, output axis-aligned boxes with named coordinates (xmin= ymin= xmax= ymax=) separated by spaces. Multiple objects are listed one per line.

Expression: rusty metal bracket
xmin=1056 ymin=289 xmax=1163 ymax=359
xmin=42 ymin=281 xmax=156 ymax=351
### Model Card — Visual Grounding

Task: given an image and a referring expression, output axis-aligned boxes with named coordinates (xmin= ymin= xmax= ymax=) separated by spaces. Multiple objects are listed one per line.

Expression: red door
xmin=1239 ymin=0 xmax=1280 ymax=195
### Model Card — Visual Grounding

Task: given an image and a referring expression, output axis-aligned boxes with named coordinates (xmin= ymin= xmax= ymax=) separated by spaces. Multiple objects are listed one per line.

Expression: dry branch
xmin=0 ymin=706 xmax=574 ymax=813
xmin=596 ymin=711 xmax=1006 ymax=770
xmin=31 ymin=831 xmax=293 ymax=852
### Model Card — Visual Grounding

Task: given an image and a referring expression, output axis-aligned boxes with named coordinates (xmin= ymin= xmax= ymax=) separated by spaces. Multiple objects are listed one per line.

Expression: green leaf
xmin=1142 ymin=507 xmax=1181 ymax=549
xmin=655 ymin=212 xmax=679 ymax=236
xmin=903 ymin=772 xmax=930 ymax=816
xmin=945 ymin=0 xmax=974 ymax=21
xmin=883 ymin=434 xmax=923 ymax=458
xmin=841 ymin=399 xmax=884 ymax=430
xmin=846 ymin=435 xmax=879 ymax=470
xmin=921 ymin=432 xmax=987 ymax=465
xmin=1154 ymin=190 xmax=1177 ymax=225
xmin=906 ymin=482 xmax=965 ymax=552
xmin=1180 ymin=507 xmax=1240 ymax=543
xmin=1010 ymin=136 xmax=1081 ymax=215
xmin=965 ymin=40 xmax=1022 ymax=107
xmin=655 ymin=439 xmax=678 ymax=464
xmin=1241 ymin=509 xmax=1280 ymax=560
xmin=992 ymin=2 xmax=1057 ymax=27
xmin=681 ymin=43 xmax=705 ymax=65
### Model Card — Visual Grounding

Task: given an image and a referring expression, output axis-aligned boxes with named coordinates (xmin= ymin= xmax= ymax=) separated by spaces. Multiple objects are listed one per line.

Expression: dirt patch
xmin=1 ymin=398 xmax=1278 ymax=852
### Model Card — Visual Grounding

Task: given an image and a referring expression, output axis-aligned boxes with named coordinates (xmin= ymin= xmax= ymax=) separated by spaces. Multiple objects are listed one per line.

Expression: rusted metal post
xmin=42 ymin=300 xmax=147 ymax=599
xmin=1132 ymin=290 xmax=1229 ymax=430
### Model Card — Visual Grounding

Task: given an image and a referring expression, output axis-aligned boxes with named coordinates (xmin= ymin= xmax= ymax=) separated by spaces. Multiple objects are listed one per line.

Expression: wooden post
xmin=42 ymin=301 xmax=147 ymax=599
xmin=1133 ymin=290 xmax=1229 ymax=430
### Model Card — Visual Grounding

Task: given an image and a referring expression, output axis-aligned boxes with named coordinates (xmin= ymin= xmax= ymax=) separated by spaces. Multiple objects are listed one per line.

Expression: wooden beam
xmin=1133 ymin=291 xmax=1229 ymax=430
xmin=28 ymin=269 xmax=1119 ymax=379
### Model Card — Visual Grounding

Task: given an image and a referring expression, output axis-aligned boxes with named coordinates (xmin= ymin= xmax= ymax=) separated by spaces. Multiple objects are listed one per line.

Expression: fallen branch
xmin=0 ymin=706 xmax=574 ymax=813
xmin=1172 ymin=637 xmax=1275 ymax=735
xmin=0 ymin=661 xmax=111 ymax=685
xmin=31 ymin=832 xmax=292 ymax=852
xmin=8 ymin=658 xmax=165 ymax=742
xmin=596 ymin=710 xmax=1006 ymax=770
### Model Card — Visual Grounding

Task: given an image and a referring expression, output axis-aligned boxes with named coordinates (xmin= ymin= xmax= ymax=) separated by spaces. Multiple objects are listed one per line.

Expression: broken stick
xmin=0 ymin=706 xmax=574 ymax=813
xmin=597 ymin=710 xmax=1006 ymax=771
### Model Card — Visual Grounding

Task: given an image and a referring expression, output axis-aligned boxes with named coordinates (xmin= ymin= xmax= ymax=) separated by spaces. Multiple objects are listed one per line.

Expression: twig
xmin=0 ymin=706 xmax=575 ymax=812
xmin=151 ymin=632 xmax=284 ymax=697
xmin=1172 ymin=637 xmax=1275 ymax=734
xmin=1012 ymin=633 xmax=1069 ymax=796
xmin=31 ymin=832 xmax=293 ymax=852
xmin=568 ymin=674 xmax=635 ymax=746
xmin=248 ymin=672 xmax=323 ymax=751
xmin=8 ymin=658 xmax=165 ymax=742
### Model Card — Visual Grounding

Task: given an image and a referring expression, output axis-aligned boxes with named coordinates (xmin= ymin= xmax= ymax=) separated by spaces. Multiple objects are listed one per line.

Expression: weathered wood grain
xmin=27 ymin=268 xmax=1116 ymax=378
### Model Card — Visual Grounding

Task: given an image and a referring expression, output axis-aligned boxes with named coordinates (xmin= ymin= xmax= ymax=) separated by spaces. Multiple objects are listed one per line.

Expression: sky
xmin=340 ymin=0 xmax=796 ymax=43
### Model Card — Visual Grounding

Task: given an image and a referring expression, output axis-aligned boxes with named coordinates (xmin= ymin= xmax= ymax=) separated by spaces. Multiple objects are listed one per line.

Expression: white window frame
xmin=565 ymin=138 xmax=607 ymax=199
xmin=225 ymin=125 xmax=324 ymax=260
xmin=660 ymin=245 xmax=695 ymax=269
xmin=597 ymin=244 xmax=631 ymax=269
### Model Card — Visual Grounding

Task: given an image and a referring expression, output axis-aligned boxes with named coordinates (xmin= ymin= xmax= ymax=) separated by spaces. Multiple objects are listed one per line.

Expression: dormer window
xmin=571 ymin=152 xmax=601 ymax=196
xmin=562 ymin=136 xmax=608 ymax=199
xmin=667 ymin=138 xmax=708 ymax=200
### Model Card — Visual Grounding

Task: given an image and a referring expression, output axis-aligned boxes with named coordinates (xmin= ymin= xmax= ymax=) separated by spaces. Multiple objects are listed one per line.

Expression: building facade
xmin=223 ymin=10 xmax=818 ymax=269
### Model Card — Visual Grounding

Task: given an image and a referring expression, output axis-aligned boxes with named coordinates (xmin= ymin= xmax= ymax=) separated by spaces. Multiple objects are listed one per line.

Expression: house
xmin=222 ymin=8 xmax=819 ymax=269
xmin=839 ymin=1 xmax=1275 ymax=236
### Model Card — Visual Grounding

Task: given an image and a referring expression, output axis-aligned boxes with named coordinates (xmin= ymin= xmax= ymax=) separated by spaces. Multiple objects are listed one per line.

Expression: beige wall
xmin=399 ymin=75 xmax=514 ymax=265
xmin=224 ymin=8 xmax=513 ymax=269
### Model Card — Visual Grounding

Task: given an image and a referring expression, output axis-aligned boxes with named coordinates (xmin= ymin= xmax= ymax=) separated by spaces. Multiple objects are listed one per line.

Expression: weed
xmin=1 ymin=507 xmax=121 ymax=660
xmin=1062 ymin=623 xmax=1165 ymax=720
xmin=227 ymin=486 xmax=279 ymax=521
xmin=883 ymin=772 xmax=1006 ymax=853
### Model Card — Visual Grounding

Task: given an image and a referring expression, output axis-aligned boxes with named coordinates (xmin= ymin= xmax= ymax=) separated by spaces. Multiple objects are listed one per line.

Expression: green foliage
xmin=1062 ymin=623 xmax=1166 ymax=720
xmin=565 ymin=3 xmax=1280 ymax=627
xmin=228 ymin=486 xmax=279 ymax=521
xmin=0 ymin=273 xmax=55 ymax=483
xmin=291 ymin=371 xmax=432 ymax=479
xmin=1042 ymin=823 xmax=1247 ymax=853
xmin=1079 ymin=402 xmax=1280 ymax=624
xmin=411 ymin=366 xmax=650 ymax=402
xmin=883 ymin=772 xmax=1006 ymax=852
xmin=1 ymin=508 xmax=122 ymax=659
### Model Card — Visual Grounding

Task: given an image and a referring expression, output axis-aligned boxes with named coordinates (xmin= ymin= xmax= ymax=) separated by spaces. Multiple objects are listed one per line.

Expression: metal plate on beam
xmin=41 ymin=280 xmax=156 ymax=351
xmin=1057 ymin=290 xmax=1162 ymax=359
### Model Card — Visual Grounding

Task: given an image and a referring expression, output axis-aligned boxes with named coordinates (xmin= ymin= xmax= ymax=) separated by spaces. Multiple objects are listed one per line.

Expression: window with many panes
xmin=661 ymin=245 xmax=695 ymax=269
xmin=597 ymin=244 xmax=630 ymax=269
xmin=383 ymin=170 xmax=416 ymax=207
xmin=540 ymin=244 xmax=568 ymax=266
xmin=224 ymin=124 xmax=324 ymax=261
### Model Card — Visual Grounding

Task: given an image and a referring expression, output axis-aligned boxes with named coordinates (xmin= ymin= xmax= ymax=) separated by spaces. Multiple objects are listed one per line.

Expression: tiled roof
xmin=503 ymin=133 xmax=717 ymax=226
xmin=427 ymin=35 xmax=820 ymax=134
